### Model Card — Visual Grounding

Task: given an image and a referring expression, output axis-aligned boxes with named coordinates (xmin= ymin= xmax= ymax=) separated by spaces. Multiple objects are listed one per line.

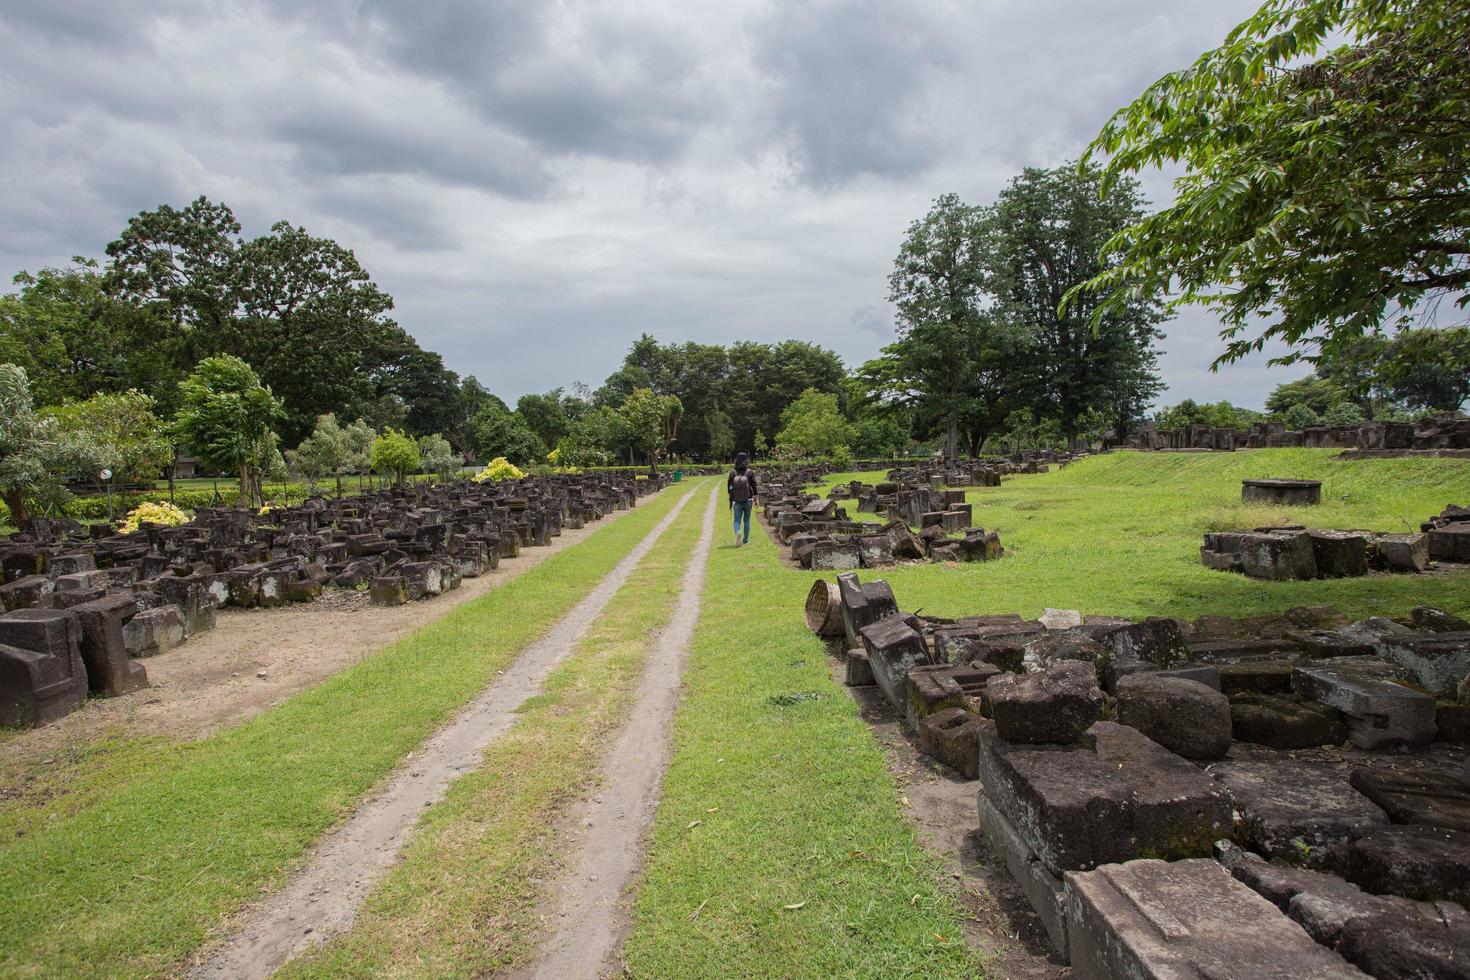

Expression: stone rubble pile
xmin=1114 ymin=410 xmax=1470 ymax=454
xmin=1202 ymin=504 xmax=1470 ymax=580
xmin=806 ymin=573 xmax=1470 ymax=977
xmin=764 ymin=473 xmax=1002 ymax=570
xmin=0 ymin=473 xmax=666 ymax=728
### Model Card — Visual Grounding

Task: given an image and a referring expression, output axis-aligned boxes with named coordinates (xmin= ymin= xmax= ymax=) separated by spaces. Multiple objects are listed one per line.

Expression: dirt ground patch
xmin=0 ymin=495 xmax=657 ymax=778
xmin=832 ymin=658 xmax=1070 ymax=980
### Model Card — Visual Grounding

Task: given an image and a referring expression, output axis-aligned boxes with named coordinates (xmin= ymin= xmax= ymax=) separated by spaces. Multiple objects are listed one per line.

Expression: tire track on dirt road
xmin=518 ymin=483 xmax=718 ymax=980
xmin=189 ymin=485 xmax=698 ymax=980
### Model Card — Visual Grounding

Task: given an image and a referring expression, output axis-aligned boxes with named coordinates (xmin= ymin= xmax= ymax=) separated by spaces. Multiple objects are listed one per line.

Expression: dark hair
xmin=734 ymin=451 xmax=749 ymax=471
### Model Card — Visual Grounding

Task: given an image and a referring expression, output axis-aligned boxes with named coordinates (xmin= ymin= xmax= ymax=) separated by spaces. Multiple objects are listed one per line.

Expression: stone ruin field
xmin=1 ymin=449 xmax=1467 ymax=977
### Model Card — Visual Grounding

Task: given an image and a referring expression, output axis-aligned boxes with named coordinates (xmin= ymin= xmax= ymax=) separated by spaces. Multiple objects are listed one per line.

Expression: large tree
xmin=987 ymin=164 xmax=1165 ymax=445
xmin=886 ymin=193 xmax=1021 ymax=457
xmin=618 ymin=388 xmax=682 ymax=472
xmin=1077 ymin=0 xmax=1470 ymax=369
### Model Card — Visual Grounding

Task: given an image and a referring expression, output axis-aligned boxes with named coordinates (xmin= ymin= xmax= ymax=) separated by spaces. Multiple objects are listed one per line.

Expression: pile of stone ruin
xmin=806 ymin=572 xmax=1470 ymax=978
xmin=0 ymin=473 xmax=666 ymax=728
xmin=1204 ymin=503 xmax=1470 ymax=581
xmin=1113 ymin=410 xmax=1470 ymax=455
xmin=760 ymin=464 xmax=1013 ymax=570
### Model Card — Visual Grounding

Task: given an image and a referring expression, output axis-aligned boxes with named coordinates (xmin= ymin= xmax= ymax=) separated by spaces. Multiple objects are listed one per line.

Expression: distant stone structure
xmin=1112 ymin=411 xmax=1470 ymax=454
xmin=1242 ymin=478 xmax=1323 ymax=505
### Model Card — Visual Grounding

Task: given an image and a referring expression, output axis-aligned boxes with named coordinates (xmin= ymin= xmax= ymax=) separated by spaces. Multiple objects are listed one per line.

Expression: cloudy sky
xmin=0 ymin=0 xmax=1309 ymax=408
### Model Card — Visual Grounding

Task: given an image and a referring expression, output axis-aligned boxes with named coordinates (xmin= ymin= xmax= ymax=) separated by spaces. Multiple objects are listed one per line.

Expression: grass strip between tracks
xmin=0 ymin=483 xmax=692 ymax=978
xmin=280 ymin=483 xmax=712 ymax=977
xmin=623 ymin=506 xmax=985 ymax=978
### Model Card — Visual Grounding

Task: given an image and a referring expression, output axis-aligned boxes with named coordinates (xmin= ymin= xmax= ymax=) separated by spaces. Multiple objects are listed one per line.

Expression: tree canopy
xmin=0 ymin=365 xmax=101 ymax=522
xmin=173 ymin=355 xmax=284 ymax=506
xmin=1077 ymin=0 xmax=1470 ymax=369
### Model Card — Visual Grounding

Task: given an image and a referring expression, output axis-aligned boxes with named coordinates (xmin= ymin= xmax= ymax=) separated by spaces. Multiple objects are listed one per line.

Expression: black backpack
xmin=731 ymin=471 xmax=753 ymax=502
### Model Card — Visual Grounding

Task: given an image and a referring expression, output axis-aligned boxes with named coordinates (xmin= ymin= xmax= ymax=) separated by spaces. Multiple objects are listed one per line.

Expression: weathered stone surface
xmin=1429 ymin=523 xmax=1470 ymax=561
xmin=368 ymin=576 xmax=408 ymax=606
xmin=1349 ymin=767 xmax=1470 ymax=832
xmin=1377 ymin=533 xmax=1431 ymax=572
xmin=1413 ymin=605 xmax=1470 ymax=632
xmin=121 ymin=605 xmax=185 ymax=658
xmin=1039 ymin=608 xmax=1082 ymax=631
xmin=1094 ymin=618 xmax=1187 ymax=667
xmin=1374 ymin=630 xmax=1470 ymax=699
xmin=977 ymin=792 xmax=1068 ymax=955
xmin=1346 ymin=825 xmax=1470 ymax=905
xmin=1209 ymin=759 xmax=1387 ymax=862
xmin=1307 ymin=529 xmax=1370 ymax=578
xmin=859 ymin=613 xmax=933 ymax=713
xmin=0 ymin=608 xmax=87 ymax=727
xmin=836 ymin=574 xmax=898 ymax=650
xmin=1292 ymin=661 xmax=1436 ymax=749
xmin=1284 ymin=628 xmax=1376 ymax=659
xmin=1217 ymin=660 xmax=1297 ymax=695
xmin=917 ymin=707 xmax=982 ymax=779
xmin=1242 ymin=478 xmax=1323 ymax=505
xmin=1229 ymin=692 xmax=1347 ymax=749
xmin=1224 ymin=846 xmax=1470 ymax=978
xmin=905 ymin=665 xmax=967 ymax=727
xmin=855 ymin=534 xmax=894 ymax=568
xmin=978 ymin=721 xmax=1230 ymax=877
xmin=843 ymin=648 xmax=875 ymax=687
xmin=986 ymin=661 xmax=1103 ymax=744
xmin=1063 ymin=859 xmax=1366 ymax=980
xmin=1022 ymin=632 xmax=1111 ymax=674
xmin=1115 ymin=675 xmax=1232 ymax=760
xmin=69 ymin=594 xmax=148 ymax=696
xmin=808 ymin=537 xmax=860 ymax=570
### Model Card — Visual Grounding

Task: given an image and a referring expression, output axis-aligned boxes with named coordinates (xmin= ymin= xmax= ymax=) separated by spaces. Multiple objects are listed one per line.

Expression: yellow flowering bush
xmin=258 ymin=503 xmax=275 ymax=515
xmin=118 ymin=501 xmax=191 ymax=534
xmin=472 ymin=457 xmax=527 ymax=483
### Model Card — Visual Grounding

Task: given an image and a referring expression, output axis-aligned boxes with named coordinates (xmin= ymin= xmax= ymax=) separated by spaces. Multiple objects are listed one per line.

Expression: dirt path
xmin=0 ymin=491 xmax=663 ymax=780
xmin=187 ymin=487 xmax=697 ymax=980
xmin=517 ymin=484 xmax=717 ymax=980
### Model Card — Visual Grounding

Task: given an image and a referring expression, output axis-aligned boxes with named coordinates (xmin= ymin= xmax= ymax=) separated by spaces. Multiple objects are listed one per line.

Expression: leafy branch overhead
xmin=1074 ymin=0 xmax=1470 ymax=367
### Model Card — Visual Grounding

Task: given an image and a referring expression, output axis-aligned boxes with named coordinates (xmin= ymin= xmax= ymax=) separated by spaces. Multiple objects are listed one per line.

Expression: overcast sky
xmin=0 ymin=0 xmax=1310 ymax=409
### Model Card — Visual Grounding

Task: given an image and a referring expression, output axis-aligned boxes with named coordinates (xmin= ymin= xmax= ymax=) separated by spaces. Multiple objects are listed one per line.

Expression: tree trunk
xmin=946 ymin=411 xmax=958 ymax=460
xmin=238 ymin=464 xmax=251 ymax=507
xmin=3 ymin=487 xmax=27 ymax=523
xmin=335 ymin=473 xmax=343 ymax=498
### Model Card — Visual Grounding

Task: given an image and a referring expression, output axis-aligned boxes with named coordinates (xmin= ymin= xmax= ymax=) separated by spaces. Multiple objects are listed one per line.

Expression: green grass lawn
xmin=812 ymin=449 xmax=1470 ymax=621
xmin=280 ymin=483 xmax=714 ymax=978
xmin=0 ymin=483 xmax=693 ymax=978
xmin=624 ymin=509 xmax=985 ymax=978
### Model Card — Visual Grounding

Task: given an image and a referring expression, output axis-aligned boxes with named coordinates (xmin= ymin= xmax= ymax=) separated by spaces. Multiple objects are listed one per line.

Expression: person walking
xmin=727 ymin=451 xmax=758 ymax=547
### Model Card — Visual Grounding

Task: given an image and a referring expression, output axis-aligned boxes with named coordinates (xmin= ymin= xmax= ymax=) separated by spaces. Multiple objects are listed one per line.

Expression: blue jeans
xmin=732 ymin=499 xmax=753 ymax=542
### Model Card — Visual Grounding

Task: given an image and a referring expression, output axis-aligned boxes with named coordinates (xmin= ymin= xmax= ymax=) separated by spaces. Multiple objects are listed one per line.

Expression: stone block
xmin=0 ymin=609 xmax=87 ymax=727
xmin=986 ymin=661 xmax=1103 ymax=744
xmin=1115 ymin=675 xmax=1231 ymax=760
xmin=1377 ymin=533 xmax=1430 ymax=572
xmin=369 ymin=576 xmax=409 ymax=606
xmin=916 ymin=707 xmax=982 ymax=778
xmin=978 ymin=720 xmax=1229 ymax=877
xmin=977 ymin=792 xmax=1068 ymax=955
xmin=859 ymin=614 xmax=933 ymax=713
xmin=1038 ymin=608 xmax=1082 ymax=631
xmin=1209 ymin=759 xmax=1387 ymax=862
xmin=1292 ymin=661 xmax=1436 ymax=749
xmin=1228 ymin=693 xmax=1347 ymax=748
xmin=1023 ymin=632 xmax=1112 ymax=674
xmin=1429 ymin=524 xmax=1470 ymax=561
xmin=1413 ymin=605 xmax=1470 ymax=632
xmin=1374 ymin=630 xmax=1470 ymax=699
xmin=809 ymin=538 xmax=860 ymax=571
xmin=69 ymin=594 xmax=148 ymax=696
xmin=905 ymin=665 xmax=968 ymax=727
xmin=1065 ymin=859 xmax=1365 ymax=979
xmin=1094 ymin=618 xmax=1188 ymax=667
xmin=836 ymin=573 xmax=898 ymax=650
xmin=1349 ymin=768 xmax=1470 ymax=832
xmin=854 ymin=534 xmax=894 ymax=568
xmin=122 ymin=605 xmax=185 ymax=658
xmin=843 ymin=648 xmax=875 ymax=686
xmin=1307 ymin=529 xmax=1369 ymax=577
xmin=1346 ymin=825 xmax=1470 ymax=905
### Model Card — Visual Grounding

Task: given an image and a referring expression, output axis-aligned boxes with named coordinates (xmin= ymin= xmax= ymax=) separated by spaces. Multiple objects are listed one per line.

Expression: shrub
xmin=472 ymin=457 xmax=527 ymax=483
xmin=118 ymin=501 xmax=191 ymax=534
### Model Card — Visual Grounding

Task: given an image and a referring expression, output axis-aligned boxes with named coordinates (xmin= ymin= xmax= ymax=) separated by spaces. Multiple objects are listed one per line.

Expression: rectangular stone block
xmin=978 ymin=792 xmax=1068 ymax=956
xmin=1063 ymin=859 xmax=1369 ymax=979
xmin=0 ymin=608 xmax=87 ymax=726
xmin=1292 ymin=663 xmax=1436 ymax=749
xmin=859 ymin=613 xmax=933 ymax=713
